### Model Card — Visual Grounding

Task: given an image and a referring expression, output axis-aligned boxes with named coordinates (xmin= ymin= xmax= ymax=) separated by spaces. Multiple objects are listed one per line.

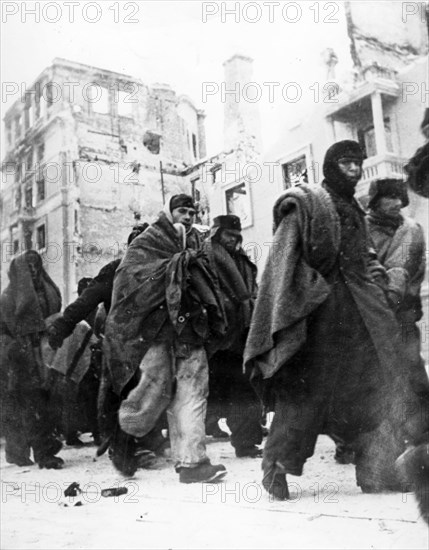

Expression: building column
xmin=371 ymin=91 xmax=387 ymax=157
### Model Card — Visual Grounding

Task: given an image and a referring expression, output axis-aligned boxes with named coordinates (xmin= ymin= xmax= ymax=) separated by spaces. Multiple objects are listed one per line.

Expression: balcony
xmin=356 ymin=153 xmax=407 ymax=200
xmin=18 ymin=206 xmax=37 ymax=222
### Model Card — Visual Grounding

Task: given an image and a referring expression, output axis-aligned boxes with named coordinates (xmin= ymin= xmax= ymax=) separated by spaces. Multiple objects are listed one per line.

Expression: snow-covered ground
xmin=1 ymin=433 xmax=428 ymax=549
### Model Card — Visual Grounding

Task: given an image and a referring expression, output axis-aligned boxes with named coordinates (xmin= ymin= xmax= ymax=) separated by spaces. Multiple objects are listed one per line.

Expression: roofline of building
xmin=51 ymin=57 xmax=143 ymax=83
xmin=3 ymin=57 xmax=146 ymax=121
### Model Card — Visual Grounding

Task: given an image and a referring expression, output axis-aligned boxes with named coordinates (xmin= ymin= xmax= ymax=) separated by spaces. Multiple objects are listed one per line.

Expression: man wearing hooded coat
xmin=0 ymin=250 xmax=64 ymax=469
xmin=244 ymin=140 xmax=429 ymax=499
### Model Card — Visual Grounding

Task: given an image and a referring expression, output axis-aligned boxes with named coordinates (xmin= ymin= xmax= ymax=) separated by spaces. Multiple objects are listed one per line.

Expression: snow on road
xmin=1 ymin=435 xmax=427 ymax=549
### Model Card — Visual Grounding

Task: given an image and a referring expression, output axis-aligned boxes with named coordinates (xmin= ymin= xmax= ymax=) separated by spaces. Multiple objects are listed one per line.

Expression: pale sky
xmin=1 ymin=1 xmax=354 ymax=156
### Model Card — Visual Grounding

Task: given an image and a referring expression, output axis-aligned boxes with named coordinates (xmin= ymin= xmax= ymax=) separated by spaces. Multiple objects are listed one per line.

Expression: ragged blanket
xmin=104 ymin=213 xmax=226 ymax=395
xmin=243 ymin=184 xmax=340 ymax=379
xmin=244 ymin=183 xmax=429 ymax=444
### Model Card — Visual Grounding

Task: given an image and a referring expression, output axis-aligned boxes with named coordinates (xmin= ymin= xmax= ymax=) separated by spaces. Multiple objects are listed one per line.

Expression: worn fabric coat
xmin=104 ymin=211 xmax=226 ymax=395
xmin=202 ymin=232 xmax=257 ymax=355
xmin=0 ymin=251 xmax=62 ymax=390
xmin=0 ymin=251 xmax=62 ymax=463
xmin=368 ymin=213 xmax=426 ymax=322
xmin=244 ymin=183 xmax=427 ymax=450
xmin=368 ymin=212 xmax=427 ymax=384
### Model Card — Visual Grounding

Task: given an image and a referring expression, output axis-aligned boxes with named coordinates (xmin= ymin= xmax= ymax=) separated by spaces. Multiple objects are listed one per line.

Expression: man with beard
xmin=244 ymin=140 xmax=429 ymax=499
xmin=203 ymin=215 xmax=263 ymax=457
xmin=0 ymin=250 xmax=64 ymax=469
xmin=105 ymin=194 xmax=227 ymax=482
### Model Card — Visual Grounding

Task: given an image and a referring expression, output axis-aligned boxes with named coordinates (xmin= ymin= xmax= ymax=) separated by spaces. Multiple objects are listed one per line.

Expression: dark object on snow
xmin=64 ymin=482 xmax=81 ymax=497
xmin=101 ymin=486 xmax=128 ymax=497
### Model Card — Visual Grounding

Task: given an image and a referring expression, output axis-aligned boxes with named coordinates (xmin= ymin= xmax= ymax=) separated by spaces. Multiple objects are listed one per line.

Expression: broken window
xmin=225 ymin=182 xmax=252 ymax=227
xmin=36 ymin=224 xmax=46 ymax=250
xmin=282 ymin=155 xmax=308 ymax=188
xmin=6 ymin=121 xmax=12 ymax=146
xmin=35 ymin=87 xmax=41 ymax=119
xmin=358 ymin=117 xmax=394 ymax=158
xmin=384 ymin=117 xmax=394 ymax=152
xmin=191 ymin=177 xmax=200 ymax=201
xmin=117 ymin=89 xmax=134 ymax=118
xmin=37 ymin=179 xmax=45 ymax=202
xmin=15 ymin=115 xmax=22 ymax=141
xmin=15 ymin=162 xmax=22 ymax=183
xmin=24 ymin=104 xmax=34 ymax=130
xmin=74 ymin=209 xmax=79 ymax=233
xmin=192 ymin=133 xmax=198 ymax=159
xmin=88 ymin=84 xmax=110 ymax=114
xmin=37 ymin=143 xmax=45 ymax=163
xmin=25 ymin=187 xmax=33 ymax=208
xmin=25 ymin=150 xmax=33 ymax=172
xmin=45 ymin=82 xmax=56 ymax=107
xmin=14 ymin=188 xmax=21 ymax=210
xmin=357 ymin=129 xmax=368 ymax=159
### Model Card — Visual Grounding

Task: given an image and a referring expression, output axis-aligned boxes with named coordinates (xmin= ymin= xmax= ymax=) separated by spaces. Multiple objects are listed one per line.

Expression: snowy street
xmin=1 ymin=433 xmax=427 ymax=549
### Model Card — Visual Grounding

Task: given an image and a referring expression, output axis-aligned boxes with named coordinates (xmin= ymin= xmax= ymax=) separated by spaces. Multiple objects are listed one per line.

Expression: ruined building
xmin=0 ymin=58 xmax=206 ymax=302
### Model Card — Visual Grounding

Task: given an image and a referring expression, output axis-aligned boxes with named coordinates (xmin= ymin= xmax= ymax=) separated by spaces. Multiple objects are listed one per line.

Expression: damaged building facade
xmin=0 ymin=58 xmax=206 ymax=302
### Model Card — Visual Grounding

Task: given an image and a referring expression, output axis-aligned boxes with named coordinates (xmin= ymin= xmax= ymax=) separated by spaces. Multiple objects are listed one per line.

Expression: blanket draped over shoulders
xmin=244 ymin=183 xmax=429 ymax=444
xmin=244 ymin=184 xmax=340 ymax=380
xmin=104 ymin=213 xmax=226 ymax=395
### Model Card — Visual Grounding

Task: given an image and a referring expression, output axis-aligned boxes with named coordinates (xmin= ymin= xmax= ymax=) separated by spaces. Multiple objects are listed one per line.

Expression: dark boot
xmin=6 ymin=453 xmax=34 ymax=467
xmin=235 ymin=445 xmax=263 ymax=458
xmin=66 ymin=434 xmax=85 ymax=447
xmin=38 ymin=456 xmax=64 ymax=470
xmin=110 ymin=427 xmax=138 ymax=477
xmin=262 ymin=463 xmax=290 ymax=500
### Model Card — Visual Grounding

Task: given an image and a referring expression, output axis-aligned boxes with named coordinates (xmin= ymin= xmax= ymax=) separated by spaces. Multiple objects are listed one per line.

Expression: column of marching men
xmin=1 ymin=133 xmax=428 ymax=522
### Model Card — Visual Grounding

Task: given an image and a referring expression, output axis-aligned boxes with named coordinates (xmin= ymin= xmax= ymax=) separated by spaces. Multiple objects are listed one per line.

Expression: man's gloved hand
xmin=386 ymin=290 xmax=402 ymax=312
xmin=47 ymin=325 xmax=65 ymax=350
xmin=367 ymin=261 xmax=387 ymax=283
xmin=47 ymin=317 xmax=72 ymax=350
